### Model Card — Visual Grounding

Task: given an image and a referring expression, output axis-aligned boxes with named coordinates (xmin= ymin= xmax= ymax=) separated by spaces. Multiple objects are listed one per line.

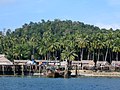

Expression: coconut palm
xmin=61 ymin=34 xmax=77 ymax=61
xmin=112 ymin=38 xmax=120 ymax=61
xmin=104 ymin=32 xmax=114 ymax=63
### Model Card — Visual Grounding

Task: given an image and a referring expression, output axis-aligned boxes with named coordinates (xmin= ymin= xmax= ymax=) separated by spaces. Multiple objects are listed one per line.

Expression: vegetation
xmin=0 ymin=19 xmax=120 ymax=63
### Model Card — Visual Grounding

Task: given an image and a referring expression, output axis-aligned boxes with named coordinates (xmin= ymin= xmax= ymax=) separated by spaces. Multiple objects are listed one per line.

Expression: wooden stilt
xmin=2 ymin=65 xmax=4 ymax=75
xmin=39 ymin=65 xmax=41 ymax=76
xmin=64 ymin=60 xmax=70 ymax=78
xmin=29 ymin=65 xmax=31 ymax=76
xmin=22 ymin=65 xmax=24 ymax=76
xmin=78 ymin=65 xmax=80 ymax=76
xmin=13 ymin=65 xmax=15 ymax=76
xmin=75 ymin=65 xmax=78 ymax=77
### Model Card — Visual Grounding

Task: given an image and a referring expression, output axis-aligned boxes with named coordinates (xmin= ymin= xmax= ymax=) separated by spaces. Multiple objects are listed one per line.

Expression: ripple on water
xmin=0 ymin=77 xmax=120 ymax=90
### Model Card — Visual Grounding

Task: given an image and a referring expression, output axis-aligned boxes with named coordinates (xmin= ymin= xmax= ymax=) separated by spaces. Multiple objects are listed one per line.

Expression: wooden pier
xmin=0 ymin=64 xmax=73 ymax=78
xmin=1 ymin=63 xmax=119 ymax=77
xmin=0 ymin=65 xmax=45 ymax=76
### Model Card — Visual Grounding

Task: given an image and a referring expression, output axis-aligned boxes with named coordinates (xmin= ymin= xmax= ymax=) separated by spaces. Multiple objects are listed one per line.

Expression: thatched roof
xmin=97 ymin=61 xmax=109 ymax=66
xmin=14 ymin=60 xmax=29 ymax=65
xmin=111 ymin=61 xmax=120 ymax=66
xmin=0 ymin=55 xmax=13 ymax=65
xmin=72 ymin=60 xmax=94 ymax=66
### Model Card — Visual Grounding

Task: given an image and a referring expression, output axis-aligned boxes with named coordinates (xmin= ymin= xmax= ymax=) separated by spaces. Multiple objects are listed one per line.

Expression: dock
xmin=1 ymin=64 xmax=120 ymax=77
xmin=0 ymin=65 xmax=45 ymax=76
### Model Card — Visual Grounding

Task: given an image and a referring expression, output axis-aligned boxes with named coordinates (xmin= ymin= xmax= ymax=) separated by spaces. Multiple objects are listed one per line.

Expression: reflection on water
xmin=0 ymin=76 xmax=120 ymax=90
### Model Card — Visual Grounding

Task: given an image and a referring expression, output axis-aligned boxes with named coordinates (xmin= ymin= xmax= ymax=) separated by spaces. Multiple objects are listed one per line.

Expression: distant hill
xmin=0 ymin=19 xmax=120 ymax=62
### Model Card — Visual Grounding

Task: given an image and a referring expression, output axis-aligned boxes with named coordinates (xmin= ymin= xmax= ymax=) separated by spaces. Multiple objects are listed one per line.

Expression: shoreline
xmin=71 ymin=70 xmax=120 ymax=78
xmin=1 ymin=70 xmax=120 ymax=78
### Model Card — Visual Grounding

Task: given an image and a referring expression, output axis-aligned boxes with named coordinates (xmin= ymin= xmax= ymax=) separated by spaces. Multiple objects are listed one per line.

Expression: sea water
xmin=0 ymin=76 xmax=120 ymax=90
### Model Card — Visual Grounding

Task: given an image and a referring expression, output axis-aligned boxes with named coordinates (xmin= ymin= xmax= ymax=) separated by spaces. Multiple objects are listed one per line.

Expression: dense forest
xmin=0 ymin=19 xmax=120 ymax=63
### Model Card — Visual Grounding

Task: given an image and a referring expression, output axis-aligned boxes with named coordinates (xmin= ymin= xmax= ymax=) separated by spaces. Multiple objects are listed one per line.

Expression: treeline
xmin=0 ymin=19 xmax=120 ymax=63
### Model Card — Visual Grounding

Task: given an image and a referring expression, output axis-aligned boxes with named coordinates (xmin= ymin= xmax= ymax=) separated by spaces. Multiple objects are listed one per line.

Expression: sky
xmin=0 ymin=0 xmax=120 ymax=31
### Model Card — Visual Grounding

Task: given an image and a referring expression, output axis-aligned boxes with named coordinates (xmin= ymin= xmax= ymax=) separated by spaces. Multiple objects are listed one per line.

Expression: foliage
xmin=0 ymin=19 xmax=120 ymax=62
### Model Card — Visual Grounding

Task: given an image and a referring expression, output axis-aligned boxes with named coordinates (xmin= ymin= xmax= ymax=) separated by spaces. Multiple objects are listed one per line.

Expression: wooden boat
xmin=46 ymin=69 xmax=71 ymax=78
xmin=46 ymin=69 xmax=63 ymax=78
xmin=64 ymin=70 xmax=71 ymax=78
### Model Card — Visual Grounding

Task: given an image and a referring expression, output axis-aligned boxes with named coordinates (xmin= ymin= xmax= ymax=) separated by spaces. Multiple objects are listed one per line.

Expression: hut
xmin=81 ymin=60 xmax=94 ymax=67
xmin=111 ymin=61 xmax=120 ymax=71
xmin=97 ymin=61 xmax=109 ymax=67
xmin=0 ymin=55 xmax=13 ymax=65
xmin=72 ymin=60 xmax=94 ymax=67
xmin=72 ymin=60 xmax=94 ymax=70
xmin=111 ymin=61 xmax=120 ymax=67
xmin=96 ymin=61 xmax=111 ymax=71
xmin=81 ymin=60 xmax=95 ymax=70
xmin=72 ymin=61 xmax=81 ymax=66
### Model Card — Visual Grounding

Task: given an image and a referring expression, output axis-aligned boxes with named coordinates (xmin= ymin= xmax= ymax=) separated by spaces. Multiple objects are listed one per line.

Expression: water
xmin=0 ymin=76 xmax=120 ymax=90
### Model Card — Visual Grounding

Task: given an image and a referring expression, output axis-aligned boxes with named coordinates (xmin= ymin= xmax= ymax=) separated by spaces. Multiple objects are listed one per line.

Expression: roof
xmin=97 ymin=61 xmax=109 ymax=65
xmin=0 ymin=55 xmax=13 ymax=65
xmin=72 ymin=60 xmax=94 ymax=65
xmin=111 ymin=61 xmax=120 ymax=66
xmin=14 ymin=60 xmax=29 ymax=63
xmin=14 ymin=60 xmax=60 ymax=63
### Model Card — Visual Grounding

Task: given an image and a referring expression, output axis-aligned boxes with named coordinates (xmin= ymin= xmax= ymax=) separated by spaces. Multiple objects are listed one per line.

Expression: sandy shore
xmin=71 ymin=70 xmax=120 ymax=77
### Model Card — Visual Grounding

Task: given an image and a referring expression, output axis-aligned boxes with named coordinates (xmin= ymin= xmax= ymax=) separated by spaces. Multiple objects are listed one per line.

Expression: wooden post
xmin=64 ymin=60 xmax=69 ymax=78
xmin=13 ymin=65 xmax=15 ymax=76
xmin=75 ymin=65 xmax=78 ymax=77
xmin=2 ymin=65 xmax=4 ymax=75
xmin=29 ymin=65 xmax=31 ymax=76
xmin=81 ymin=62 xmax=83 ymax=70
xmin=39 ymin=65 xmax=41 ymax=76
xmin=78 ymin=65 xmax=80 ymax=76
xmin=35 ymin=65 xmax=37 ymax=72
xmin=22 ymin=65 xmax=24 ymax=76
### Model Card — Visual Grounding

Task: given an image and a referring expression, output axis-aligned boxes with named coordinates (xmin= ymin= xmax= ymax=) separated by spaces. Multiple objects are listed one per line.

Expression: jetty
xmin=0 ymin=64 xmax=71 ymax=78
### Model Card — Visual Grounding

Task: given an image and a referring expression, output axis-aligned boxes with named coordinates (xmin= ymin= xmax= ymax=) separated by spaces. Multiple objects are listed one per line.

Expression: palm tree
xmin=61 ymin=34 xmax=77 ymax=61
xmin=73 ymin=32 xmax=89 ymax=70
xmin=104 ymin=32 xmax=114 ymax=63
xmin=112 ymin=38 xmax=120 ymax=61
xmin=95 ymin=33 xmax=104 ymax=61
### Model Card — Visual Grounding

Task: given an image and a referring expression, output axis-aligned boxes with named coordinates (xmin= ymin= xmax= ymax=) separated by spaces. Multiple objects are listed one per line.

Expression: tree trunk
xmin=81 ymin=48 xmax=83 ymax=61
xmin=97 ymin=49 xmax=100 ymax=61
xmin=105 ymin=48 xmax=108 ymax=61
xmin=93 ymin=50 xmax=95 ymax=61
xmin=110 ymin=50 xmax=112 ymax=63
xmin=87 ymin=52 xmax=90 ymax=60
xmin=45 ymin=54 xmax=47 ymax=60
xmin=116 ymin=52 xmax=118 ymax=61
xmin=103 ymin=54 xmax=104 ymax=61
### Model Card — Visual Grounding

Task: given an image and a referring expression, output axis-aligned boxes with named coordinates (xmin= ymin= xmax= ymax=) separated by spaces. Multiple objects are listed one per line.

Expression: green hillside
xmin=0 ymin=19 xmax=120 ymax=63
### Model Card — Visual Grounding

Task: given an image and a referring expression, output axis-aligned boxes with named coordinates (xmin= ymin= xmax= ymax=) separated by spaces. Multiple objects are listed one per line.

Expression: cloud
xmin=95 ymin=23 xmax=120 ymax=30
